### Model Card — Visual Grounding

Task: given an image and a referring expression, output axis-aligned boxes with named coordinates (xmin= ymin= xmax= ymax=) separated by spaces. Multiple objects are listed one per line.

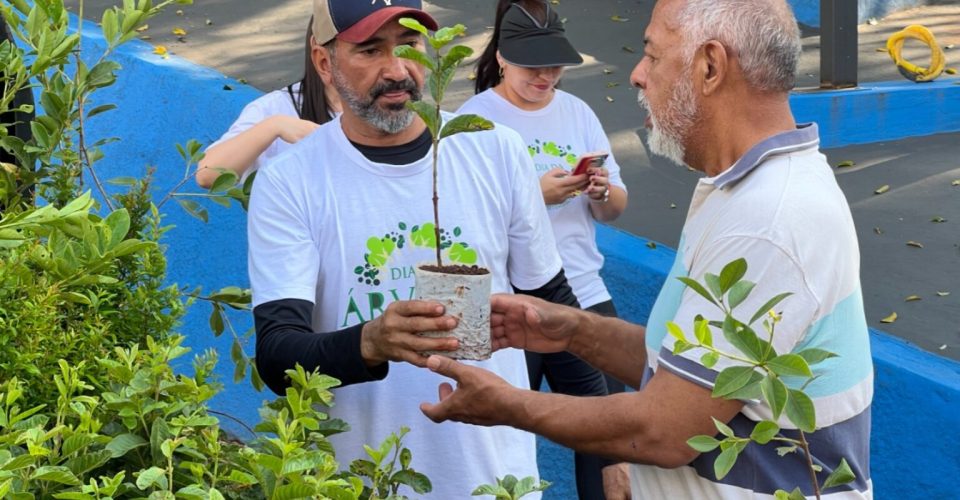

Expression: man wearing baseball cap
xmin=248 ymin=1 xmax=578 ymax=497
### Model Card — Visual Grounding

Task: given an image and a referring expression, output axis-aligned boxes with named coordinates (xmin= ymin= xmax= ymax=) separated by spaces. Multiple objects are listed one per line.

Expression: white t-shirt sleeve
xmin=501 ymin=128 xmax=565 ymax=289
xmin=247 ymin=162 xmax=320 ymax=307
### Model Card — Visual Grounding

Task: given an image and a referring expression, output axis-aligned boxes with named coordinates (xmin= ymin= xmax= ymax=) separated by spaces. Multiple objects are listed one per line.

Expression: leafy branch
xmin=671 ymin=258 xmax=855 ymax=499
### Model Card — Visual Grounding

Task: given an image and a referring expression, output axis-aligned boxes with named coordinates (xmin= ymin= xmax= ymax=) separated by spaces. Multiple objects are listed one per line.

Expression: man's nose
xmin=382 ymin=53 xmax=412 ymax=81
xmin=630 ymin=59 xmax=647 ymax=89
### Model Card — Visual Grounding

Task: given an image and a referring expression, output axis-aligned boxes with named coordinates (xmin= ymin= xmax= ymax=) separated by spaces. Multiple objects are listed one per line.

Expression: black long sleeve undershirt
xmin=254 ymin=269 xmax=576 ymax=395
xmin=254 ymin=299 xmax=388 ymax=394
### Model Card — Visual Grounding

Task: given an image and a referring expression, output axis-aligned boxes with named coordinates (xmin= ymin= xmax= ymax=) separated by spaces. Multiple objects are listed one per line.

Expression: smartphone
xmin=571 ymin=152 xmax=609 ymax=177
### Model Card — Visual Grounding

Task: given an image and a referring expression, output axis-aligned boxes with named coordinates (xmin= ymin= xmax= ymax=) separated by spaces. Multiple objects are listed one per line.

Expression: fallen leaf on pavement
xmin=153 ymin=45 xmax=168 ymax=56
xmin=931 ymin=216 xmax=947 ymax=223
xmin=611 ymin=15 xmax=629 ymax=22
xmin=206 ymin=19 xmax=213 ymax=26
xmin=880 ymin=312 xmax=897 ymax=324
xmin=622 ymin=45 xmax=635 ymax=53
xmin=172 ymin=28 xmax=187 ymax=36
xmin=467 ymin=72 xmax=476 ymax=81
xmin=874 ymin=184 xmax=889 ymax=194
xmin=936 ymin=291 xmax=950 ymax=297
xmin=873 ymin=227 xmax=884 ymax=235
xmin=904 ymin=295 xmax=921 ymax=302
xmin=603 ymin=68 xmax=614 ymax=75
xmin=646 ymin=241 xmax=657 ymax=249
xmin=906 ymin=241 xmax=924 ymax=248
xmin=176 ymin=9 xmax=183 ymax=16
xmin=946 ymin=68 xmax=958 ymax=75
xmin=940 ymin=344 xmax=948 ymax=351
xmin=606 ymin=96 xmax=614 ymax=102
xmin=135 ymin=24 xmax=149 ymax=32
xmin=606 ymin=82 xmax=620 ymax=88
xmin=953 ymin=179 xmax=960 ymax=186
xmin=836 ymin=160 xmax=855 ymax=168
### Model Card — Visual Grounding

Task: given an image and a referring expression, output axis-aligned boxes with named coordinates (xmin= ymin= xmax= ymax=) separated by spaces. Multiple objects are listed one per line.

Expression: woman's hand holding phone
xmin=541 ymin=168 xmax=589 ymax=205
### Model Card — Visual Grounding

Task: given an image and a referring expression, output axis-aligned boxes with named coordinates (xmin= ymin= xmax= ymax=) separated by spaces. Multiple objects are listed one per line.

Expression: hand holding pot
xmin=419 ymin=355 xmax=516 ymax=426
xmin=361 ymin=300 xmax=459 ymax=368
xmin=490 ymin=293 xmax=581 ymax=353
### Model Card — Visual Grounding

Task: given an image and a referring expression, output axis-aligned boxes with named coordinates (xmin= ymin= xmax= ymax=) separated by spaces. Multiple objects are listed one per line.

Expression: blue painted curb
xmin=791 ymin=79 xmax=960 ymax=148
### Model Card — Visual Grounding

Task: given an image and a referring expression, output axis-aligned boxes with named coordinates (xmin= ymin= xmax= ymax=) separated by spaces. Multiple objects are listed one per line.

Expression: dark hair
xmin=288 ymin=16 xmax=333 ymax=124
xmin=474 ymin=0 xmax=548 ymax=94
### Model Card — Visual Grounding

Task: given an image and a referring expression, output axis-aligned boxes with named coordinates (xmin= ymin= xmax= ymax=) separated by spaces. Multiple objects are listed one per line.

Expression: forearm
xmin=197 ymin=117 xmax=282 ymax=188
xmin=502 ymin=389 xmax=672 ymax=465
xmin=254 ymin=299 xmax=388 ymax=394
xmin=589 ymin=186 xmax=627 ymax=222
xmin=568 ymin=312 xmax=647 ymax=388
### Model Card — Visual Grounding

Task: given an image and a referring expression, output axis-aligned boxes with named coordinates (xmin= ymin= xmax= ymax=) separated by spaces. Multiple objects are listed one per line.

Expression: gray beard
xmin=637 ymin=76 xmax=697 ymax=167
xmin=332 ymin=69 xmax=419 ymax=135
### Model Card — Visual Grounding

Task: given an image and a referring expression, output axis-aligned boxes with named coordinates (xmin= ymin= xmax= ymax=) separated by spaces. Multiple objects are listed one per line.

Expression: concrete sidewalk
xmin=63 ymin=0 xmax=960 ymax=361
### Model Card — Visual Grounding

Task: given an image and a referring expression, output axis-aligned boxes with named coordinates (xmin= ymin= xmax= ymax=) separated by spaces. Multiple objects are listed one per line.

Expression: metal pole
xmin=820 ymin=0 xmax=858 ymax=89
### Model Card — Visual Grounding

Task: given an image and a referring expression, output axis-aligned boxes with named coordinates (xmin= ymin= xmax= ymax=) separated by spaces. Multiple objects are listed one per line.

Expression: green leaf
xmin=701 ymin=351 xmax=720 ymax=369
xmin=398 ymin=17 xmax=430 ymax=36
xmin=822 ymin=458 xmax=856 ymax=489
xmin=136 ymin=466 xmax=168 ymax=490
xmin=665 ymin=321 xmax=688 ymax=343
xmin=391 ymin=470 xmax=432 ymax=494
xmin=273 ymin=483 xmax=317 ymax=500
xmin=393 ymin=45 xmax=435 ymax=71
xmin=767 ymin=354 xmax=813 ymax=378
xmin=714 ymin=445 xmax=740 ymax=479
xmin=713 ymin=366 xmax=761 ymax=398
xmin=749 ymin=420 xmax=780 ymax=445
xmin=86 ymin=61 xmax=121 ymax=90
xmin=760 ymin=373 xmax=788 ymax=419
xmin=796 ymin=348 xmax=837 ymax=366
xmin=686 ymin=435 xmax=721 ymax=452
xmin=440 ymin=113 xmax=493 ymax=140
xmin=31 ymin=466 xmax=81 ymax=485
xmin=749 ymin=292 xmax=793 ymax=325
xmin=431 ymin=24 xmax=466 ymax=49
xmin=677 ymin=277 xmax=718 ymax=307
xmin=722 ymin=316 xmax=764 ymax=362
xmin=64 ymin=450 xmax=111 ymax=476
xmin=441 ymin=45 xmax=474 ymax=71
xmin=711 ymin=417 xmax=734 ymax=438
xmin=405 ymin=100 xmax=439 ymax=138
xmin=106 ymin=432 xmax=147 ymax=458
xmin=694 ymin=318 xmax=712 ymax=346
xmin=86 ymin=103 xmax=117 ymax=119
xmin=718 ymin=258 xmax=747 ymax=295
xmin=209 ymin=171 xmax=239 ymax=194
xmin=704 ymin=273 xmax=723 ymax=299
xmin=672 ymin=339 xmax=696 ymax=355
xmin=784 ymin=389 xmax=816 ymax=433
xmin=209 ymin=305 xmax=224 ymax=336
xmin=472 ymin=484 xmax=510 ymax=497
xmin=727 ymin=280 xmax=756 ymax=311
xmin=107 ymin=176 xmax=138 ymax=186
xmin=176 ymin=198 xmax=208 ymax=223
xmin=104 ymin=208 xmax=131 ymax=246
xmin=2 ymin=454 xmax=37 ymax=471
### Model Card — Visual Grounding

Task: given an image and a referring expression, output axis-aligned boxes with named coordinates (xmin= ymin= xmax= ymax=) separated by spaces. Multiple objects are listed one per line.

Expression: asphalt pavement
xmin=65 ymin=0 xmax=960 ymax=360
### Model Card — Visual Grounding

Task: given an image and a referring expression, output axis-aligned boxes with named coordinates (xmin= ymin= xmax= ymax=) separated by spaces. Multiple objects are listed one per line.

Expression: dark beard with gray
xmin=333 ymin=70 xmax=422 ymax=134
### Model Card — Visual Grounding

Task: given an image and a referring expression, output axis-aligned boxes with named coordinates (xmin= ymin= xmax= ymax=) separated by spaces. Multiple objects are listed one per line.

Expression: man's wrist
xmin=359 ymin=321 xmax=385 ymax=367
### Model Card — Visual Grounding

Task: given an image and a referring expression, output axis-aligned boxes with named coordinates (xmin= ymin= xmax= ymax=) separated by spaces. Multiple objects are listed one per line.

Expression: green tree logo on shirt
xmin=353 ymin=221 xmax=478 ymax=286
xmin=529 ymin=139 xmax=578 ymax=168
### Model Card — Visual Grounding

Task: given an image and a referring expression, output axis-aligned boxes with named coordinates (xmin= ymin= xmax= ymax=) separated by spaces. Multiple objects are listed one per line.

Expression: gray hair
xmin=676 ymin=0 xmax=801 ymax=92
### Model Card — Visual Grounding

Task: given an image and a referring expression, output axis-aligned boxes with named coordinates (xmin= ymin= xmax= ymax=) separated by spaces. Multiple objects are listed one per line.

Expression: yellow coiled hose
xmin=886 ymin=24 xmax=946 ymax=82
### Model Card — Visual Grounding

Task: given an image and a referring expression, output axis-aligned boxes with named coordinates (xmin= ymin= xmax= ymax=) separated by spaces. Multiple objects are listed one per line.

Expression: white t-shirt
xmin=248 ymin=113 xmax=562 ymax=499
xmin=206 ymin=82 xmax=302 ymax=175
xmin=458 ymin=89 xmax=627 ymax=308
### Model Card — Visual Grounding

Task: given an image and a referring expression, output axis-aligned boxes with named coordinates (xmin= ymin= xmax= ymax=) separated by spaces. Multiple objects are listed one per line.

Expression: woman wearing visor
xmin=459 ymin=1 xmax=630 ymax=498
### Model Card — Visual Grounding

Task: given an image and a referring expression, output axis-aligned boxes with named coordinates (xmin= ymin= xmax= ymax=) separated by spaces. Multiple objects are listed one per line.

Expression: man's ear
xmin=312 ymin=40 xmax=334 ymax=87
xmin=698 ymin=40 xmax=728 ymax=96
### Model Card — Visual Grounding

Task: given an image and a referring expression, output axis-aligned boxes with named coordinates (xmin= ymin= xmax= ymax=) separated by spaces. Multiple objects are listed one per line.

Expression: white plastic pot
xmin=414 ymin=264 xmax=492 ymax=360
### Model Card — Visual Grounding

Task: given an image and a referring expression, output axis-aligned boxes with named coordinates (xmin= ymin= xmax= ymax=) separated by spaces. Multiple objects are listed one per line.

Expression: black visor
xmin=498 ymin=2 xmax=583 ymax=68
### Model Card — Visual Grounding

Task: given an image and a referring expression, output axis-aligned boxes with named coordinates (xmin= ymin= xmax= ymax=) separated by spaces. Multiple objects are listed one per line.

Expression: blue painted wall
xmin=48 ymin=17 xmax=960 ymax=500
xmin=790 ymin=0 xmax=930 ymax=27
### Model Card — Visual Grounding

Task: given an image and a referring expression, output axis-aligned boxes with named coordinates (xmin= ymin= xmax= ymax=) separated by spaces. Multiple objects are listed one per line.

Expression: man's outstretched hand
xmin=491 ymin=293 xmax=582 ymax=354
xmin=419 ymin=355 xmax=516 ymax=426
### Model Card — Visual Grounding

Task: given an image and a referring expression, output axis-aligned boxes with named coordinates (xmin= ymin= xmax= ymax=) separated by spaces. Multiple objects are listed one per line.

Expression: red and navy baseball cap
xmin=312 ymin=0 xmax=439 ymax=45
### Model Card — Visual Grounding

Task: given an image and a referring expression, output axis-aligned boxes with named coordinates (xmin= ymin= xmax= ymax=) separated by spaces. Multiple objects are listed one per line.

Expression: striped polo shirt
xmin=635 ymin=124 xmax=874 ymax=499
